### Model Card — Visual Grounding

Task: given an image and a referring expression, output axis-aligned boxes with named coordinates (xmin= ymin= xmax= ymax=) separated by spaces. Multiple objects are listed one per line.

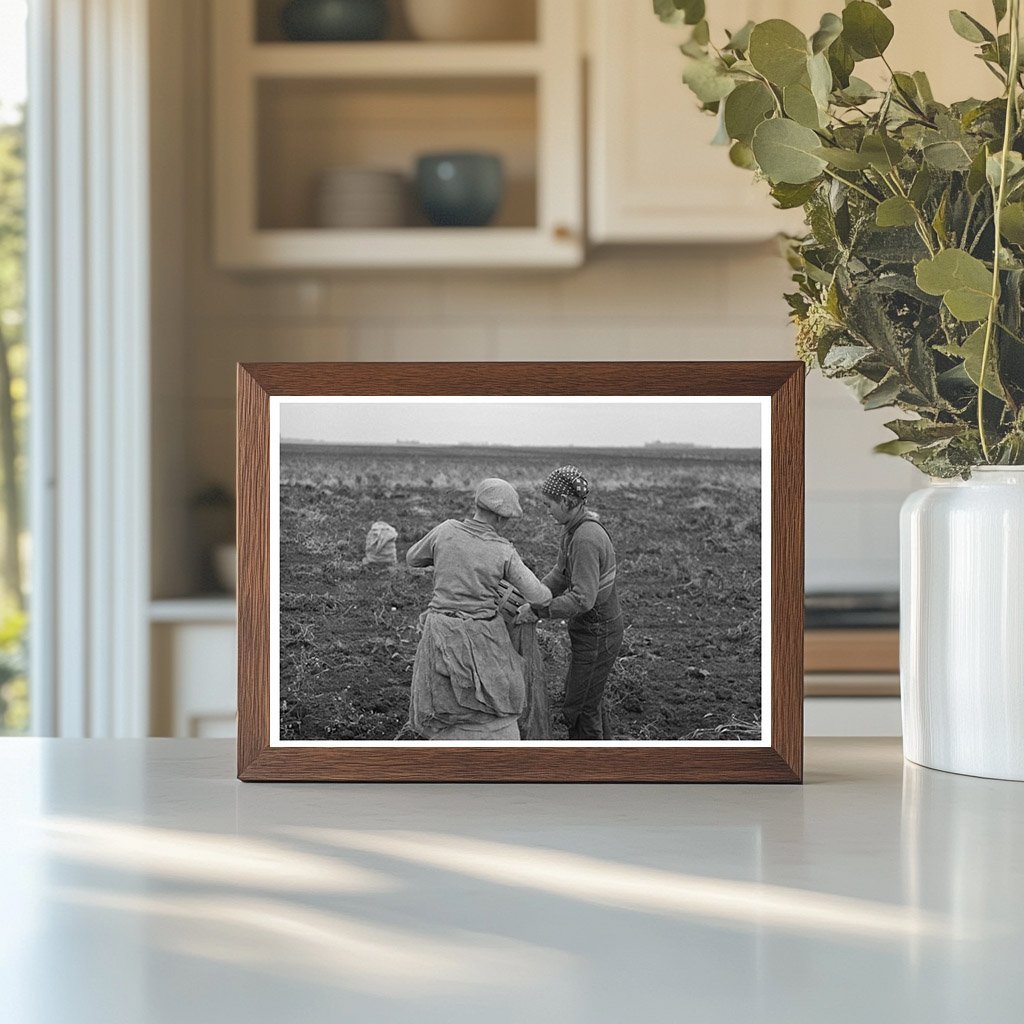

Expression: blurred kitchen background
xmin=1 ymin=0 xmax=997 ymax=739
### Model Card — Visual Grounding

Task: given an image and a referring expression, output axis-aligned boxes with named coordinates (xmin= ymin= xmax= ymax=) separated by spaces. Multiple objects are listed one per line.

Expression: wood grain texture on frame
xmin=237 ymin=362 xmax=805 ymax=783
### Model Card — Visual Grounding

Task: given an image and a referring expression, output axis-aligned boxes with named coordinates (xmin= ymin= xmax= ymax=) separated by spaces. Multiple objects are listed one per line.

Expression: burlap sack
xmin=497 ymin=582 xmax=553 ymax=740
xmin=363 ymin=521 xmax=398 ymax=565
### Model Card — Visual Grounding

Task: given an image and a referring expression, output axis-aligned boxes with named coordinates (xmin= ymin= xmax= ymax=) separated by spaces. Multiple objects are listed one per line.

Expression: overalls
xmin=562 ymin=518 xmax=624 ymax=740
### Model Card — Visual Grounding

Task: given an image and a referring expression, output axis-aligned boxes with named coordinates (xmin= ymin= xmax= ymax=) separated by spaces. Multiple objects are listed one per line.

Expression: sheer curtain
xmin=29 ymin=0 xmax=150 ymax=736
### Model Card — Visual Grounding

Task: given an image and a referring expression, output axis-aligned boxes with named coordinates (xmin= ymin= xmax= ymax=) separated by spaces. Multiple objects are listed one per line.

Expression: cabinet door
xmin=212 ymin=0 xmax=584 ymax=269
xmin=588 ymin=0 xmax=814 ymax=242
xmin=588 ymin=0 xmax=995 ymax=244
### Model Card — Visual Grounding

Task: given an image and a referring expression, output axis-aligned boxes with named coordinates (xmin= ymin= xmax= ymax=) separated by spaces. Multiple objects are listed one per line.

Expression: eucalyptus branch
xmin=979 ymin=0 xmax=1021 ymax=462
xmin=962 ymin=191 xmax=980 ymax=249
xmin=881 ymin=55 xmax=930 ymax=121
xmin=969 ymin=213 xmax=995 ymax=253
xmin=884 ymin=170 xmax=939 ymax=255
xmin=749 ymin=68 xmax=784 ymax=117
xmin=822 ymin=167 xmax=881 ymax=205
xmin=664 ymin=2 xmax=1024 ymax=473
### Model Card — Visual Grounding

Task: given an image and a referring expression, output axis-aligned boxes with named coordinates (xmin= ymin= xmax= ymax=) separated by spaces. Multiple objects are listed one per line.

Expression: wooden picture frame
xmin=237 ymin=362 xmax=804 ymax=782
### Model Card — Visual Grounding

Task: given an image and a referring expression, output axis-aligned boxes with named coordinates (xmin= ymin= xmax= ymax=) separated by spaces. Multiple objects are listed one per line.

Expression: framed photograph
xmin=237 ymin=362 xmax=803 ymax=782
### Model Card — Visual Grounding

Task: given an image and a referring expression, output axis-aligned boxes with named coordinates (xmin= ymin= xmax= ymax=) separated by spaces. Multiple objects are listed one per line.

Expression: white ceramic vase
xmin=900 ymin=467 xmax=1024 ymax=780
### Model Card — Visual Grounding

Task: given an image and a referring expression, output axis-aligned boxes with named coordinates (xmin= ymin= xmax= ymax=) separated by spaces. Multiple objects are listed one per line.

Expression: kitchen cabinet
xmin=587 ymin=0 xmax=812 ymax=243
xmin=211 ymin=0 xmax=583 ymax=269
xmin=804 ymin=627 xmax=901 ymax=737
xmin=586 ymin=0 xmax=999 ymax=244
xmin=150 ymin=600 xmax=237 ymax=738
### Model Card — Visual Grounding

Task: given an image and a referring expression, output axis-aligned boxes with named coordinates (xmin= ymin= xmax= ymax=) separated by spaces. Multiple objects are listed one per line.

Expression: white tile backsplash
xmin=326 ymin=275 xmax=446 ymax=320
xmin=558 ymin=251 xmax=727 ymax=320
xmin=492 ymin=322 xmax=628 ymax=361
xmin=441 ymin=272 xmax=562 ymax=321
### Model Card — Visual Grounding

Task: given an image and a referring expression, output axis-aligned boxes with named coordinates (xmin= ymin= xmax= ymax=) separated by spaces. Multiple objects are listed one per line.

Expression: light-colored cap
xmin=474 ymin=478 xmax=523 ymax=519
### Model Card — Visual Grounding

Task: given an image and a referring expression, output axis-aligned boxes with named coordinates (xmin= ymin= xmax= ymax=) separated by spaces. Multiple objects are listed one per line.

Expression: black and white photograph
xmin=270 ymin=396 xmax=770 ymax=746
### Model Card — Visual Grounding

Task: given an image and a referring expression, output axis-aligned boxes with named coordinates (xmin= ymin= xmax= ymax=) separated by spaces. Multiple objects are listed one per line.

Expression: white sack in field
xmin=363 ymin=521 xmax=398 ymax=565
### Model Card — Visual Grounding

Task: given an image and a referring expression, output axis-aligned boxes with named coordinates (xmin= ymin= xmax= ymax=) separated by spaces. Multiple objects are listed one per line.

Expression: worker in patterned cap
xmin=516 ymin=465 xmax=624 ymax=740
xmin=404 ymin=478 xmax=551 ymax=741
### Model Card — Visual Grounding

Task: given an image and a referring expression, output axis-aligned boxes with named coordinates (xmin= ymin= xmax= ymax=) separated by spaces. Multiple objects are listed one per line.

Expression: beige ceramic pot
xmin=403 ymin=0 xmax=535 ymax=41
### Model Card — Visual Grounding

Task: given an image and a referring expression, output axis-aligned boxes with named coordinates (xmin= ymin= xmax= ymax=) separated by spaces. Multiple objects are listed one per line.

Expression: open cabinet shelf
xmin=212 ymin=0 xmax=583 ymax=269
xmin=249 ymin=42 xmax=546 ymax=77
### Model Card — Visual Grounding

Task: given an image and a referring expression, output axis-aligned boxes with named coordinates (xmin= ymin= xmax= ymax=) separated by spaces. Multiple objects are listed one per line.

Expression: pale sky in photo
xmin=0 ymin=0 xmax=27 ymax=123
xmin=280 ymin=399 xmax=762 ymax=449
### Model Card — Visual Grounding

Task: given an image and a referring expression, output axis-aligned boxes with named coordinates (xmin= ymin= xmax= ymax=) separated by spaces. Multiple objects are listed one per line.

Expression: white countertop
xmin=1 ymin=738 xmax=1020 ymax=1023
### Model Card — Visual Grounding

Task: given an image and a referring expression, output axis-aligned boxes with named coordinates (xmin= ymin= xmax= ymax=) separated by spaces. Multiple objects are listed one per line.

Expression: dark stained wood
xmin=770 ymin=365 xmax=804 ymax=782
xmin=236 ymin=361 xmax=805 ymax=783
xmin=237 ymin=365 xmax=271 ymax=778
xmin=241 ymin=361 xmax=802 ymax=398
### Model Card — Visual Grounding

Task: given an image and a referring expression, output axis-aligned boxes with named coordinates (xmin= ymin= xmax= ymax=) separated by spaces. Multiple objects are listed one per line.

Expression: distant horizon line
xmin=279 ymin=438 xmax=760 ymax=451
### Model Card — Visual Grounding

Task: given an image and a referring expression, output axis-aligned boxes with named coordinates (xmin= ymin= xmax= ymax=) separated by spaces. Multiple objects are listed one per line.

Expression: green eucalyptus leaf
xmin=980 ymin=33 xmax=1015 ymax=74
xmin=884 ymin=418 xmax=964 ymax=443
xmin=923 ymin=140 xmax=973 ymax=171
xmin=729 ymin=140 xmax=758 ymax=169
xmin=909 ymin=165 xmax=934 ymax=205
xmin=915 ymin=249 xmax=994 ymax=322
xmin=875 ymin=438 xmax=922 ymax=455
xmin=827 ymin=35 xmax=856 ymax=88
xmin=683 ymin=0 xmax=705 ymax=24
xmin=932 ymin=190 xmax=950 ymax=247
xmin=711 ymin=109 xmax=731 ymax=145
xmin=842 ymin=1 xmax=895 ymax=59
xmin=1000 ymin=203 xmax=1024 ymax=245
xmin=837 ymin=76 xmax=879 ymax=105
xmin=948 ymin=10 xmax=994 ymax=44
xmin=967 ymin=144 xmax=992 ymax=194
xmin=891 ymin=72 xmax=921 ymax=108
xmin=913 ymin=71 xmax=935 ymax=104
xmin=751 ymin=118 xmax=828 ymax=184
xmin=823 ymin=342 xmax=874 ymax=372
xmin=725 ymin=58 xmax=757 ymax=75
xmin=724 ymin=81 xmax=776 ymax=144
xmin=724 ymin=20 xmax=755 ymax=53
xmin=806 ymin=190 xmax=841 ymax=248
xmin=683 ymin=57 xmax=737 ymax=104
xmin=810 ymin=12 xmax=843 ymax=54
xmin=771 ymin=180 xmax=820 ymax=209
xmin=860 ymin=133 xmax=904 ymax=173
xmin=784 ymin=80 xmax=824 ymax=129
xmin=808 ymin=52 xmax=833 ymax=109
xmin=862 ymin=374 xmax=903 ymax=409
xmin=955 ymin=96 xmax=989 ymax=120
xmin=813 ymin=146 xmax=872 ymax=170
xmin=748 ymin=20 xmax=809 ymax=87
xmin=944 ymin=288 xmax=994 ymax=323
xmin=986 ymin=150 xmax=1024 ymax=191
xmin=653 ymin=0 xmax=682 ymax=24
xmin=653 ymin=0 xmax=705 ymax=26
xmin=876 ymin=197 xmax=918 ymax=228
xmin=939 ymin=325 xmax=1006 ymax=398
xmin=909 ymin=334 xmax=942 ymax=404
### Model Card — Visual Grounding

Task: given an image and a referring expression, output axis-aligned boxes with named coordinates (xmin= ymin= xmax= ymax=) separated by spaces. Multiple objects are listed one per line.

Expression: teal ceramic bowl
xmin=415 ymin=153 xmax=505 ymax=228
xmin=281 ymin=0 xmax=388 ymax=42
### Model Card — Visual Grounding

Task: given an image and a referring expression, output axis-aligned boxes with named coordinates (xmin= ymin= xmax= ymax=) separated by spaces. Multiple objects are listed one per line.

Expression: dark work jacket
xmin=537 ymin=507 xmax=622 ymax=633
